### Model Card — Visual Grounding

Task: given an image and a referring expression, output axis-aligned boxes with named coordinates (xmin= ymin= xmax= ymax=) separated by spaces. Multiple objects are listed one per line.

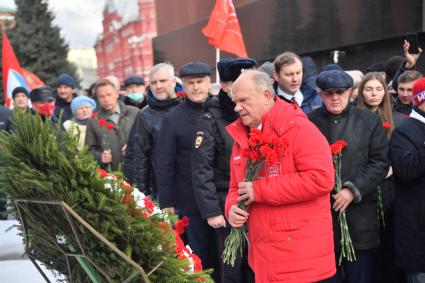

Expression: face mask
xmin=128 ymin=92 xmax=144 ymax=102
xmin=37 ymin=103 xmax=55 ymax=117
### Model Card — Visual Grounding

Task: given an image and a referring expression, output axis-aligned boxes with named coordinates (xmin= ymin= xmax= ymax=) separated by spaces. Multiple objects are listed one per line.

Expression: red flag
xmin=2 ymin=32 xmax=44 ymax=108
xmin=202 ymin=0 xmax=248 ymax=57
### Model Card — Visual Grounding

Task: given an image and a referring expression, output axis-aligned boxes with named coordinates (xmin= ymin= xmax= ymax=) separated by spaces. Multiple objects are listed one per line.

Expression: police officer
xmin=156 ymin=61 xmax=221 ymax=280
xmin=191 ymin=57 xmax=257 ymax=282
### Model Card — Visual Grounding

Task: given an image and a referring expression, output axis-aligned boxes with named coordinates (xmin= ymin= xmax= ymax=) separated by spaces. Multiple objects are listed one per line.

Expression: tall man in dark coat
xmin=124 ymin=63 xmax=182 ymax=196
xmin=191 ymin=57 xmax=256 ymax=282
xmin=308 ymin=70 xmax=390 ymax=283
xmin=390 ymin=78 xmax=425 ymax=283
xmin=156 ymin=61 xmax=219 ymax=280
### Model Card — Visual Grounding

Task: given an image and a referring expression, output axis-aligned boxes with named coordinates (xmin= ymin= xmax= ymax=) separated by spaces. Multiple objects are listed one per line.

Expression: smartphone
xmin=405 ymin=32 xmax=420 ymax=54
xmin=330 ymin=50 xmax=346 ymax=64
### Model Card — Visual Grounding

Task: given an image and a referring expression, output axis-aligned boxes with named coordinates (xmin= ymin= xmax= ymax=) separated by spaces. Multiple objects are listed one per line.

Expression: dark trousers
xmin=376 ymin=212 xmax=405 ymax=283
xmin=216 ymin=226 xmax=255 ymax=283
xmin=183 ymin=212 xmax=220 ymax=281
xmin=322 ymin=249 xmax=377 ymax=283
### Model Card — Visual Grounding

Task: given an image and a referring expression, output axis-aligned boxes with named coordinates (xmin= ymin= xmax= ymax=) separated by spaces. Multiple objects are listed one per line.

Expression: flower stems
xmin=377 ymin=186 xmax=385 ymax=228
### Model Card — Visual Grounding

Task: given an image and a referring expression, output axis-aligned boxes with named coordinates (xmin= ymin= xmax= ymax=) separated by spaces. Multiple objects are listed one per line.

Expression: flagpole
xmin=216 ymin=48 xmax=220 ymax=83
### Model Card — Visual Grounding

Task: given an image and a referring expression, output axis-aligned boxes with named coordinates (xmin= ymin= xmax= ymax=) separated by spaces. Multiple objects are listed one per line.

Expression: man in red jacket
xmin=226 ymin=70 xmax=336 ymax=283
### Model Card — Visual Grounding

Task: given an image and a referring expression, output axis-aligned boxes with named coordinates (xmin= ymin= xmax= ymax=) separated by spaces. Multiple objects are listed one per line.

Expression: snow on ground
xmin=0 ymin=220 xmax=61 ymax=282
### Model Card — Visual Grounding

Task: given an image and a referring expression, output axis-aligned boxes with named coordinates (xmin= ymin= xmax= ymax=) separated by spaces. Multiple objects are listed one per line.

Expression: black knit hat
xmin=12 ymin=87 xmax=29 ymax=99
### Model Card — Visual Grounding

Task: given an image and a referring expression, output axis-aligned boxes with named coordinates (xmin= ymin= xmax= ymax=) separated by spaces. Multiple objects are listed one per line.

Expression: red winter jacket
xmin=225 ymin=99 xmax=336 ymax=283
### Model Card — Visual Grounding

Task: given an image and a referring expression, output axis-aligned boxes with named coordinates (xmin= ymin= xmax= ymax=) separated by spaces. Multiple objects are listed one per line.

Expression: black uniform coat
xmin=390 ymin=107 xmax=425 ymax=272
xmin=124 ymin=90 xmax=180 ymax=194
xmin=156 ymin=97 xmax=208 ymax=214
xmin=191 ymin=92 xmax=236 ymax=220
xmin=308 ymin=104 xmax=390 ymax=250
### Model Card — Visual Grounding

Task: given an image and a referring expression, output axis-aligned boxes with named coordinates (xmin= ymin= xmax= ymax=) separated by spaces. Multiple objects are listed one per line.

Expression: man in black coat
xmin=54 ymin=74 xmax=78 ymax=122
xmin=390 ymin=78 xmax=425 ymax=283
xmin=308 ymin=70 xmax=390 ymax=283
xmin=156 ymin=61 xmax=220 ymax=280
xmin=191 ymin=57 xmax=256 ymax=283
xmin=124 ymin=63 xmax=182 ymax=196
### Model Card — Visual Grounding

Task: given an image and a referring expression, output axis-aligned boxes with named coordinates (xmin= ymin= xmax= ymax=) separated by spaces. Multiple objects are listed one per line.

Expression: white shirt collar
xmin=410 ymin=109 xmax=425 ymax=124
xmin=277 ymin=87 xmax=303 ymax=106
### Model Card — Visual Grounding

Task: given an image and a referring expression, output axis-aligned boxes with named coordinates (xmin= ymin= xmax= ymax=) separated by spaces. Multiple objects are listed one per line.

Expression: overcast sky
xmin=4 ymin=0 xmax=105 ymax=48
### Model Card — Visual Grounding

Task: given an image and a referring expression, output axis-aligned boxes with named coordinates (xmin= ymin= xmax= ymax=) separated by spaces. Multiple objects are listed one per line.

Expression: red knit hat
xmin=412 ymin=78 xmax=425 ymax=107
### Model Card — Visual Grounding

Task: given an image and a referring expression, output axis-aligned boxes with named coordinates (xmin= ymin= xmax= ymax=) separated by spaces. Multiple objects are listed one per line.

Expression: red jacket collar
xmin=226 ymin=98 xmax=305 ymax=148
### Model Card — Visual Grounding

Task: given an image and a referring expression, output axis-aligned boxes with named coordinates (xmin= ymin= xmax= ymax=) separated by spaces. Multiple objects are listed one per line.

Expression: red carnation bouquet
xmin=223 ymin=126 xmax=289 ymax=266
xmin=330 ymin=140 xmax=356 ymax=264
xmin=97 ymin=119 xmax=115 ymax=171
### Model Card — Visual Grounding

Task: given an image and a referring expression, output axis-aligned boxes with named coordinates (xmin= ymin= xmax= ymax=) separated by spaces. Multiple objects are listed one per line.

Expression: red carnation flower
xmin=191 ymin=254 xmax=203 ymax=271
xmin=174 ymin=216 xmax=190 ymax=235
xmin=98 ymin=119 xmax=107 ymax=127
xmin=382 ymin=122 xmax=391 ymax=129
xmin=176 ymin=91 xmax=186 ymax=97
xmin=96 ymin=168 xmax=109 ymax=178
xmin=144 ymin=198 xmax=155 ymax=214
xmin=91 ymin=112 xmax=98 ymax=118
xmin=330 ymin=140 xmax=348 ymax=155
xmin=106 ymin=122 xmax=115 ymax=130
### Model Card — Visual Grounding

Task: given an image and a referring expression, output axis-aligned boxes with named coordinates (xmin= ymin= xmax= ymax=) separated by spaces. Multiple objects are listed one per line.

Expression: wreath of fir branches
xmin=0 ymin=111 xmax=212 ymax=282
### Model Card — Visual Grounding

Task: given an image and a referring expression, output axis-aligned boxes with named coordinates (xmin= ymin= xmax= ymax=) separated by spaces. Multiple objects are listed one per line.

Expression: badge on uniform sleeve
xmin=194 ymin=131 xmax=205 ymax=149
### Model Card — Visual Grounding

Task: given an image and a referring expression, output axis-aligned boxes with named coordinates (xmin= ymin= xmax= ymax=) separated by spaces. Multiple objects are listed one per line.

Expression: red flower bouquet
xmin=330 ymin=140 xmax=356 ymax=264
xmin=223 ymin=126 xmax=289 ymax=266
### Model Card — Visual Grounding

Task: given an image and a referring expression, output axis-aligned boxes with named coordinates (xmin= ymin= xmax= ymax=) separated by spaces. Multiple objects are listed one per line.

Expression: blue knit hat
xmin=71 ymin=96 xmax=96 ymax=114
xmin=56 ymin=74 xmax=76 ymax=89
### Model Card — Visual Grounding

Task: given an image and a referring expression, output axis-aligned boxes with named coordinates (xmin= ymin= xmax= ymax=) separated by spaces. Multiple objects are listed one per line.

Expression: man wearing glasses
xmin=308 ymin=69 xmax=390 ymax=283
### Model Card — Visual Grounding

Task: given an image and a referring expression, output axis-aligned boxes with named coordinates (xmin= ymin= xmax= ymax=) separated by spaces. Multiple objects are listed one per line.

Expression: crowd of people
xmin=0 ymin=39 xmax=424 ymax=283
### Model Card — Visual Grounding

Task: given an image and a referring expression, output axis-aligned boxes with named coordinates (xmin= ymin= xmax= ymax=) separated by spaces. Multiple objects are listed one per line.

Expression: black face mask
xmin=218 ymin=89 xmax=239 ymax=122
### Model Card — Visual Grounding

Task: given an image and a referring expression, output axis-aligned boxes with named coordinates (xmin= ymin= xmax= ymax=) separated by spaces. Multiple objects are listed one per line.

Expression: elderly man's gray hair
xmin=250 ymin=70 xmax=275 ymax=96
xmin=149 ymin=62 xmax=175 ymax=78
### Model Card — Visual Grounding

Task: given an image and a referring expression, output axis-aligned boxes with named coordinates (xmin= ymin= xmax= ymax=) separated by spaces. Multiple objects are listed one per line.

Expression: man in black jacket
xmin=390 ymin=78 xmax=425 ymax=283
xmin=124 ymin=63 xmax=182 ymax=196
xmin=54 ymin=74 xmax=77 ymax=122
xmin=191 ymin=57 xmax=256 ymax=283
xmin=308 ymin=70 xmax=390 ymax=283
xmin=156 ymin=61 xmax=220 ymax=280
